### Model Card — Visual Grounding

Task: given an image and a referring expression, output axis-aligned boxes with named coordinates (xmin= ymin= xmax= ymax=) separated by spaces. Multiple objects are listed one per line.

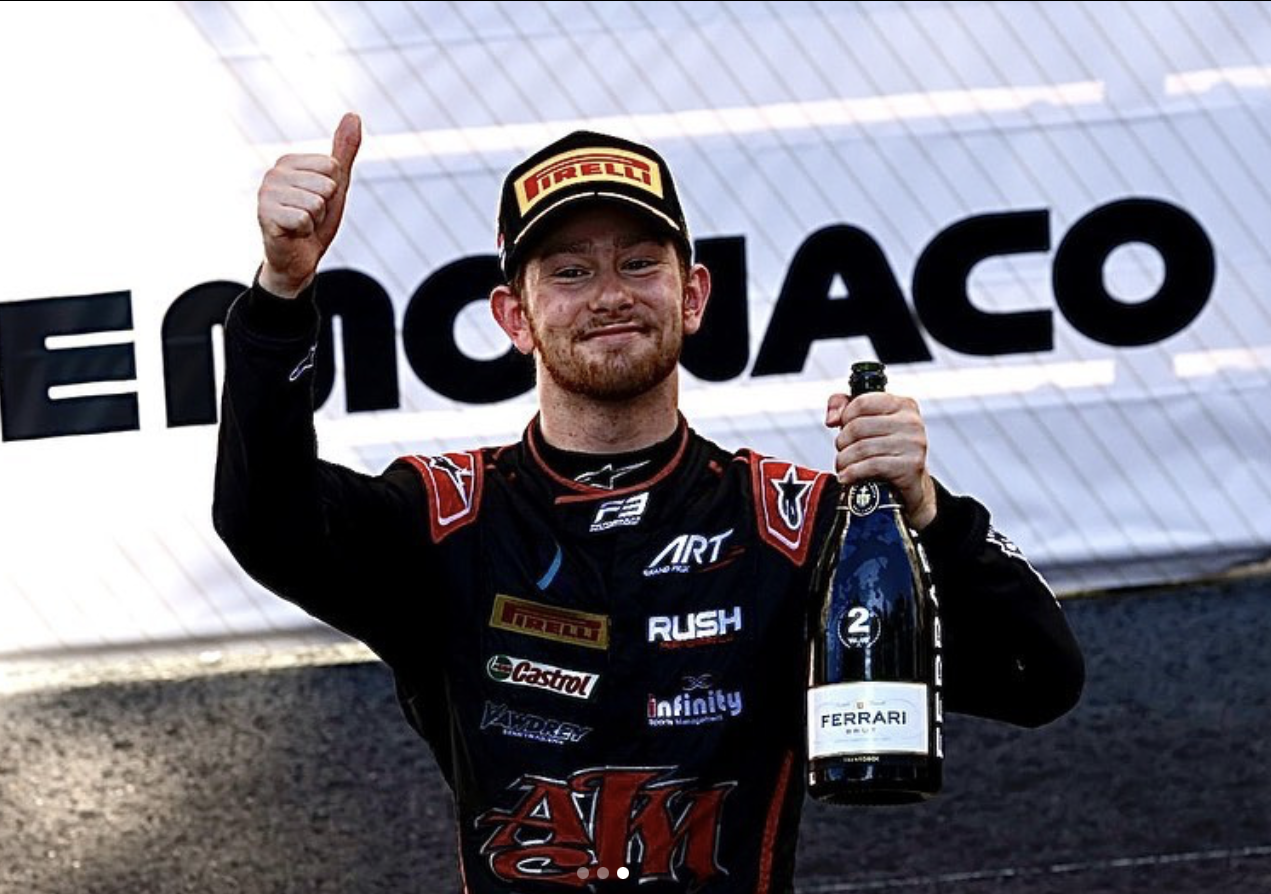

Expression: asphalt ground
xmin=2 ymin=574 xmax=1269 ymax=894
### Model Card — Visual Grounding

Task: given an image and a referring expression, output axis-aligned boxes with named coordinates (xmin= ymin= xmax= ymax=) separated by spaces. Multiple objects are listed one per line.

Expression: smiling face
xmin=503 ymin=203 xmax=706 ymax=403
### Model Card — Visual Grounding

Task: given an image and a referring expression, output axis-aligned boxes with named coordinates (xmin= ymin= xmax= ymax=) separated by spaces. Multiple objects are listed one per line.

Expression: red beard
xmin=530 ymin=308 xmax=683 ymax=402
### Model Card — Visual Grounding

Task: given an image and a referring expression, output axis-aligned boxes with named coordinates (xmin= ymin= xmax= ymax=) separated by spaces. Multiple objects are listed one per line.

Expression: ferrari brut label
xmin=807 ymin=681 xmax=930 ymax=758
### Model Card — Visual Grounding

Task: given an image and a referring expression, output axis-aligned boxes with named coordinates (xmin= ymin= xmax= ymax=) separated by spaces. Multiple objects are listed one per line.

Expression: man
xmin=214 ymin=114 xmax=1084 ymax=893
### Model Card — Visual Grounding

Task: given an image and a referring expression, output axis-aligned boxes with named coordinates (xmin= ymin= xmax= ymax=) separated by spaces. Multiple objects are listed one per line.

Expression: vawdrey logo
xmin=480 ymin=702 xmax=591 ymax=745
xmin=486 ymin=654 xmax=599 ymax=700
xmin=647 ymin=673 xmax=744 ymax=727
xmin=590 ymin=492 xmax=649 ymax=533
xmin=644 ymin=529 xmax=735 ymax=577
xmin=647 ymin=607 xmax=743 ymax=648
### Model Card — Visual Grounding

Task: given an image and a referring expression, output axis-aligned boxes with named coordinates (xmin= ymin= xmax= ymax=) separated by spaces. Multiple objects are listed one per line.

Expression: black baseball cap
xmin=496 ymin=130 xmax=692 ymax=280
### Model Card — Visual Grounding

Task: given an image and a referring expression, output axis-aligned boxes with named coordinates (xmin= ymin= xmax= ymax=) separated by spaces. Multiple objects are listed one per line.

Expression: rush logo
xmin=489 ymin=595 xmax=610 ymax=650
xmin=476 ymin=767 xmax=732 ymax=887
xmin=647 ymin=606 xmax=742 ymax=648
xmin=514 ymin=147 xmax=664 ymax=214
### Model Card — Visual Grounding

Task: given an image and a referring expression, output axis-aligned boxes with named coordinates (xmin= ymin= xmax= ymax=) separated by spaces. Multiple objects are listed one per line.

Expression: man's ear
xmin=490 ymin=283 xmax=536 ymax=355
xmin=682 ymin=263 xmax=712 ymax=336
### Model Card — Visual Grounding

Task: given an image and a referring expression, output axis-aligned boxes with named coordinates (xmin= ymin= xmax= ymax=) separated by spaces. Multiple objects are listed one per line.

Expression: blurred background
xmin=0 ymin=2 xmax=1268 ymax=892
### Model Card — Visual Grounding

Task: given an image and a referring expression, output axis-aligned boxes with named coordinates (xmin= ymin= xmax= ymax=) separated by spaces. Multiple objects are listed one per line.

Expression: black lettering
xmin=0 ymin=292 xmax=138 ymax=441
xmin=1054 ymin=199 xmax=1215 ymax=346
xmin=402 ymin=255 xmax=533 ymax=403
xmin=312 ymin=269 xmax=399 ymax=412
xmin=913 ymin=210 xmax=1053 ymax=355
xmin=162 ymin=280 xmax=242 ymax=427
xmin=753 ymin=226 xmax=932 ymax=375
xmin=681 ymin=236 xmax=749 ymax=380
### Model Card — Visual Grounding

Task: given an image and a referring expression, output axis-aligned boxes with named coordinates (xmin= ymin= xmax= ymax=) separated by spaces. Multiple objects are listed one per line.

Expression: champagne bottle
xmin=806 ymin=361 xmax=943 ymax=805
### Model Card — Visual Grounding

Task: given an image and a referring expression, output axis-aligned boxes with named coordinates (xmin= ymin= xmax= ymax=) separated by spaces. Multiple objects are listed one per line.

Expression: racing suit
xmin=213 ymin=283 xmax=1085 ymax=894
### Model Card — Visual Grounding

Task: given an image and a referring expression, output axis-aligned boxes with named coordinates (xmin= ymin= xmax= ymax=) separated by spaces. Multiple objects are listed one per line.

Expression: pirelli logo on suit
xmin=489 ymin=594 xmax=610 ymax=650
xmin=513 ymin=147 xmax=664 ymax=215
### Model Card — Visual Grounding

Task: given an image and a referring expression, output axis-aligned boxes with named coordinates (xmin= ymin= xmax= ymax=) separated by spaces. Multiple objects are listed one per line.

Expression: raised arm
xmin=212 ymin=115 xmax=432 ymax=661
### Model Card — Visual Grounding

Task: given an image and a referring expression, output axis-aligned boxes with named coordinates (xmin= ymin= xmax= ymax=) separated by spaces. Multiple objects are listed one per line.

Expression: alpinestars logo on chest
xmin=574 ymin=460 xmax=649 ymax=490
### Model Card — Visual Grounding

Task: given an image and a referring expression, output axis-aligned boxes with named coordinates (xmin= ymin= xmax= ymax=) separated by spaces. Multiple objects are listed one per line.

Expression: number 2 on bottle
xmin=846 ymin=606 xmax=871 ymax=634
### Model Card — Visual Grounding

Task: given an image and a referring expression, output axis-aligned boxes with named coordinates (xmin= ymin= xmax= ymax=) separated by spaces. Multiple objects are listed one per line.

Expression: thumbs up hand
xmin=257 ymin=113 xmax=362 ymax=299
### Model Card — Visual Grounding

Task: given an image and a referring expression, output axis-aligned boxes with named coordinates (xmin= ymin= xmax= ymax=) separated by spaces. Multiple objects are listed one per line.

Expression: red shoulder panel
xmin=744 ymin=451 xmax=831 ymax=567
xmin=402 ymin=451 xmax=485 ymax=544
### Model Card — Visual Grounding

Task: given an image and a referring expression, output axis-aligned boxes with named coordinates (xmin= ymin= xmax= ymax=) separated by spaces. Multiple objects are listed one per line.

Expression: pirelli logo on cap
xmin=515 ymin=147 xmax=663 ymax=215
xmin=489 ymin=594 xmax=610 ymax=650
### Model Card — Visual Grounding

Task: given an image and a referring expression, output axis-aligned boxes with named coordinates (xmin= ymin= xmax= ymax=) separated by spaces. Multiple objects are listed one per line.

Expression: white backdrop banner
xmin=2 ymin=1 xmax=1270 ymax=657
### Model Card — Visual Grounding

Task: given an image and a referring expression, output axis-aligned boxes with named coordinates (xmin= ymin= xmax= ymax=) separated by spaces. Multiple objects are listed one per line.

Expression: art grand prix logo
xmin=643 ymin=529 xmax=738 ymax=577
xmin=476 ymin=767 xmax=733 ymax=888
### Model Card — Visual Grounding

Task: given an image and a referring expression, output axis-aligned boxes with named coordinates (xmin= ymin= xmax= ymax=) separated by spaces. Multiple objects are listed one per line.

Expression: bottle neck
xmin=837 ymin=478 xmax=896 ymax=512
xmin=838 ymin=376 xmax=889 ymax=509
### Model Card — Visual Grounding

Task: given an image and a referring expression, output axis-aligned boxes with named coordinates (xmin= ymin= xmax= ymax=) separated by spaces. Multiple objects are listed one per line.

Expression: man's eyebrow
xmin=616 ymin=231 xmax=664 ymax=249
xmin=537 ymin=231 xmax=665 ymax=259
xmin=538 ymin=238 xmax=594 ymax=258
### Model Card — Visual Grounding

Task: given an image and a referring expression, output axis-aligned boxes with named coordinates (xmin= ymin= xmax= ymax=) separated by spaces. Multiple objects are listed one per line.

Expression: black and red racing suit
xmin=213 ymin=284 xmax=1084 ymax=894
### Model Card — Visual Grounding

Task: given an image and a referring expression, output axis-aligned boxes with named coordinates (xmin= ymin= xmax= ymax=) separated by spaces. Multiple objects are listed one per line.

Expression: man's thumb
xmin=332 ymin=112 xmax=362 ymax=174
